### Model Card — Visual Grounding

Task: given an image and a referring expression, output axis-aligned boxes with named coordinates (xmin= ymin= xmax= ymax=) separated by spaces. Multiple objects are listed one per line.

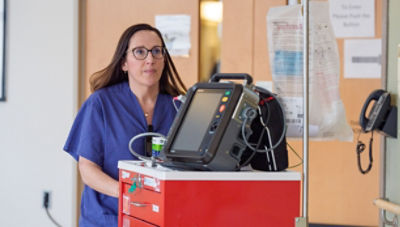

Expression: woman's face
xmin=122 ymin=30 xmax=165 ymax=90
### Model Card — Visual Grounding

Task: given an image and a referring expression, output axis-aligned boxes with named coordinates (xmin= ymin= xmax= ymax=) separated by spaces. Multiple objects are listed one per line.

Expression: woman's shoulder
xmin=89 ymin=82 xmax=128 ymax=99
xmin=97 ymin=81 xmax=128 ymax=95
xmin=81 ymin=82 xmax=128 ymax=110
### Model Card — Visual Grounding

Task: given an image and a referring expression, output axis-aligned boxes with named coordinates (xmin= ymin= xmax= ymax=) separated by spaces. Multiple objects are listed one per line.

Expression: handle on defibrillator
xmin=210 ymin=73 xmax=253 ymax=85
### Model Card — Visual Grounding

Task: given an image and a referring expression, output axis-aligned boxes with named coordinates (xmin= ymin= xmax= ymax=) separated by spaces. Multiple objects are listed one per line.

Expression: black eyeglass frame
xmin=128 ymin=46 xmax=166 ymax=60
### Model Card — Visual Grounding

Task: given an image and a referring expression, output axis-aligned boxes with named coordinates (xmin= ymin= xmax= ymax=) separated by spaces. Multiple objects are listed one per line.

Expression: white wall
xmin=0 ymin=0 xmax=78 ymax=226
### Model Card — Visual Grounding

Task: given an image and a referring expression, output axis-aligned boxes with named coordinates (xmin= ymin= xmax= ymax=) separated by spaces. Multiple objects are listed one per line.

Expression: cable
xmin=254 ymin=85 xmax=286 ymax=127
xmin=45 ymin=208 xmax=62 ymax=227
xmin=241 ymin=110 xmax=286 ymax=153
xmin=264 ymin=126 xmax=277 ymax=170
xmin=43 ymin=192 xmax=62 ymax=227
xmin=172 ymin=98 xmax=179 ymax=112
xmin=356 ymin=130 xmax=374 ymax=174
xmin=239 ymin=128 xmax=266 ymax=168
xmin=173 ymin=95 xmax=186 ymax=112
xmin=287 ymin=142 xmax=303 ymax=169
xmin=128 ymin=132 xmax=166 ymax=165
xmin=241 ymin=86 xmax=287 ymax=153
xmin=257 ymin=102 xmax=271 ymax=125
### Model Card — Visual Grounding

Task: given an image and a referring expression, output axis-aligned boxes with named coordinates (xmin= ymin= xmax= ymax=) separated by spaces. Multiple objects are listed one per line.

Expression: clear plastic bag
xmin=267 ymin=2 xmax=353 ymax=141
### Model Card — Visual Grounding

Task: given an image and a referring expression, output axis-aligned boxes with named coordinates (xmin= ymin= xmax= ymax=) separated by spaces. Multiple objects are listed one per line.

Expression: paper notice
xmin=329 ymin=0 xmax=375 ymax=38
xmin=155 ymin=15 xmax=191 ymax=57
xmin=344 ymin=39 xmax=382 ymax=79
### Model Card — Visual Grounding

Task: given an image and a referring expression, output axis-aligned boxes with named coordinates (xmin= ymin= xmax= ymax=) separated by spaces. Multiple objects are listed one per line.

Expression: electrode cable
xmin=128 ymin=132 xmax=166 ymax=164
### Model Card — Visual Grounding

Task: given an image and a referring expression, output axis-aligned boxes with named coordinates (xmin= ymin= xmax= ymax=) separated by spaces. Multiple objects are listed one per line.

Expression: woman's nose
xmin=144 ymin=52 xmax=155 ymax=63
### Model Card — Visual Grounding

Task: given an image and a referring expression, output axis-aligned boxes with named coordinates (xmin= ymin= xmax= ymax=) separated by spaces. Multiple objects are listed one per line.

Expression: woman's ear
xmin=121 ymin=61 xmax=128 ymax=72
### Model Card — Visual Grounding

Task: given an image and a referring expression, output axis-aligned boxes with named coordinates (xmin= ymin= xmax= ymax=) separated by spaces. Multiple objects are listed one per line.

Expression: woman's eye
xmin=134 ymin=48 xmax=146 ymax=56
xmin=153 ymin=48 xmax=161 ymax=55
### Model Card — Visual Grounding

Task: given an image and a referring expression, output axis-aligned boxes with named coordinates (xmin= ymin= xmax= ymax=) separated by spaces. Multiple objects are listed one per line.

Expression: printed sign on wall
xmin=344 ymin=39 xmax=382 ymax=79
xmin=155 ymin=15 xmax=191 ymax=57
xmin=329 ymin=0 xmax=375 ymax=38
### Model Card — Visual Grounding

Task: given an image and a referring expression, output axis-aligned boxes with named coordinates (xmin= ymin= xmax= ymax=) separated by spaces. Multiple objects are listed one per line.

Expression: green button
xmin=225 ymin=90 xmax=231 ymax=95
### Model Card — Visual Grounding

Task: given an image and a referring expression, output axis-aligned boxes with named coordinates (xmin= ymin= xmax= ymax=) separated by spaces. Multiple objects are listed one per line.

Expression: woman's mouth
xmin=144 ymin=69 xmax=156 ymax=74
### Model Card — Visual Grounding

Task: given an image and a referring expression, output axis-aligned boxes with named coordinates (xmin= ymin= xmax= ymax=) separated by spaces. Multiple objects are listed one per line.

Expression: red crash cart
xmin=118 ymin=160 xmax=301 ymax=227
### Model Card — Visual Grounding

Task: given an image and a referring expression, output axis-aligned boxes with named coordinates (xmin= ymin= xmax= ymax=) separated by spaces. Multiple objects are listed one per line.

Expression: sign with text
xmin=329 ymin=0 xmax=375 ymax=38
xmin=155 ymin=15 xmax=191 ymax=57
xmin=344 ymin=39 xmax=381 ymax=79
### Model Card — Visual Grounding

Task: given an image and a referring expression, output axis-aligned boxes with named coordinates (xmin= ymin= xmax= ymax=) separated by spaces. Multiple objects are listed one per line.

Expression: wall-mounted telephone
xmin=356 ymin=89 xmax=397 ymax=174
xmin=359 ymin=89 xmax=391 ymax=133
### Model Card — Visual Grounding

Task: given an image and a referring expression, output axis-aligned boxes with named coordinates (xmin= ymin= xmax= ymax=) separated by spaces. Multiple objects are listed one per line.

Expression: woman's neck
xmin=129 ymin=82 xmax=159 ymax=124
xmin=129 ymin=82 xmax=159 ymax=102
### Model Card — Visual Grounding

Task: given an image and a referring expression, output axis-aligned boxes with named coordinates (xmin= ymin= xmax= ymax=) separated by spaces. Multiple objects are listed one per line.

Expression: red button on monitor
xmin=219 ymin=104 xmax=226 ymax=113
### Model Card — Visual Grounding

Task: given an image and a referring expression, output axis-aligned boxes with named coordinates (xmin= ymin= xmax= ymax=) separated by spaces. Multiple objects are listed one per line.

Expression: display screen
xmin=171 ymin=89 xmax=225 ymax=152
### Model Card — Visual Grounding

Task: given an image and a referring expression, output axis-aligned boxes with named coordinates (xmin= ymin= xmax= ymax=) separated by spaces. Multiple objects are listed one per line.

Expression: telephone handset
xmin=357 ymin=89 xmax=392 ymax=174
xmin=359 ymin=89 xmax=391 ymax=133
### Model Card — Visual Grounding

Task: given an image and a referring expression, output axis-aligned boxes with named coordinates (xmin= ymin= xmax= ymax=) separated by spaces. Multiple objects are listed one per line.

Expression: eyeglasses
xmin=128 ymin=46 xmax=166 ymax=60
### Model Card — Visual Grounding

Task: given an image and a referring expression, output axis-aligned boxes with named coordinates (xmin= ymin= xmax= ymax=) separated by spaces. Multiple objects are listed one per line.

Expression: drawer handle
xmin=131 ymin=201 xmax=149 ymax=207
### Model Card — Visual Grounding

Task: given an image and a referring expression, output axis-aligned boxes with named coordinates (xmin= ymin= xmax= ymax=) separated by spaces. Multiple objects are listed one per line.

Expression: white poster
xmin=329 ymin=0 xmax=375 ymax=38
xmin=344 ymin=39 xmax=381 ymax=79
xmin=155 ymin=15 xmax=191 ymax=57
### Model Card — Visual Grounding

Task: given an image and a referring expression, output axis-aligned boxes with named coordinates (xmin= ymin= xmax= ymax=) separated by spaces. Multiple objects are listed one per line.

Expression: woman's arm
xmin=78 ymin=156 xmax=119 ymax=198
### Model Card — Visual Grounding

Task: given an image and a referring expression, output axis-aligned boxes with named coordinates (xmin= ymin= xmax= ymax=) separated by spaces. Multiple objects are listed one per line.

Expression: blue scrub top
xmin=63 ymin=81 xmax=178 ymax=227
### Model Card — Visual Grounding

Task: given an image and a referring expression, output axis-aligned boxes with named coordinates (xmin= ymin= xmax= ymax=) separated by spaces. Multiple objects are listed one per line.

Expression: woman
xmin=64 ymin=24 xmax=186 ymax=226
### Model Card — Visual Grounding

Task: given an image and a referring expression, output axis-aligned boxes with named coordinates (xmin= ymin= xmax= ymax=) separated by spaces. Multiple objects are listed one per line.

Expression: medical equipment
xmin=162 ymin=73 xmax=289 ymax=171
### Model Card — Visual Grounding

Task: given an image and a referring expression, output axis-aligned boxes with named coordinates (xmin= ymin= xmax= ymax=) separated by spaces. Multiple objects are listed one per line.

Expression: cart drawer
xmin=122 ymin=183 xmax=164 ymax=226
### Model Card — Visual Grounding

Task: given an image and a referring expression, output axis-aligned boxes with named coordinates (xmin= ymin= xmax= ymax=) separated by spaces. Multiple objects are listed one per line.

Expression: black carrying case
xmin=241 ymin=87 xmax=289 ymax=171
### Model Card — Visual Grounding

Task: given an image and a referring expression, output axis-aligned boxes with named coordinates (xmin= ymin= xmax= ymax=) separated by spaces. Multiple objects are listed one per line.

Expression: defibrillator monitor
xmin=162 ymin=74 xmax=260 ymax=171
xmin=170 ymin=89 xmax=225 ymax=152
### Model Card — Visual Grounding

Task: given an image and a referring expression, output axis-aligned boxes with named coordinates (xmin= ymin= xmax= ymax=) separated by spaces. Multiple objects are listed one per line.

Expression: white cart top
xmin=118 ymin=160 xmax=301 ymax=181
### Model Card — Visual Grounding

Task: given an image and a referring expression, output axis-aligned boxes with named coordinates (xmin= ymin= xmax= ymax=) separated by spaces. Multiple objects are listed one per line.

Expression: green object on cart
xmin=128 ymin=182 xmax=137 ymax=193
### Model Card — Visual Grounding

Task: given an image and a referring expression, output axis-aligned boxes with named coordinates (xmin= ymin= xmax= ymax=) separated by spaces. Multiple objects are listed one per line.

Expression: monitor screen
xmin=170 ymin=89 xmax=224 ymax=152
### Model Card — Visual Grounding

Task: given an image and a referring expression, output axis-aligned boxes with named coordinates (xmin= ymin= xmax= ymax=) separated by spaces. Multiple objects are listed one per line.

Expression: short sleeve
xmin=63 ymin=94 xmax=105 ymax=166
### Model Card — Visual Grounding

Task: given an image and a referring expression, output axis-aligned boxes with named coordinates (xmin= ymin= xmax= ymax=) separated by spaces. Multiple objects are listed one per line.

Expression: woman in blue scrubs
xmin=63 ymin=24 xmax=186 ymax=226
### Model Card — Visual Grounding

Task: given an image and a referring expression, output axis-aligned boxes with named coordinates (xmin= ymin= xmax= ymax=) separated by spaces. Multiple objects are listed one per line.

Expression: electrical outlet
xmin=42 ymin=191 xmax=62 ymax=226
xmin=43 ymin=191 xmax=51 ymax=209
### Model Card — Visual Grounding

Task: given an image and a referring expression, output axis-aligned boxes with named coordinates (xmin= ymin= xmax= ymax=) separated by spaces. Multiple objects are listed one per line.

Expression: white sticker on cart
xmin=122 ymin=195 xmax=130 ymax=215
xmin=155 ymin=179 xmax=161 ymax=192
xmin=152 ymin=204 xmax=160 ymax=213
xmin=123 ymin=216 xmax=130 ymax=227
xmin=121 ymin=171 xmax=130 ymax=179
xmin=144 ymin=177 xmax=156 ymax=188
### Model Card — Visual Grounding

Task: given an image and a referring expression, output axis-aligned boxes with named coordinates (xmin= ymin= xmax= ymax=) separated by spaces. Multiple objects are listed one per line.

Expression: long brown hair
xmin=89 ymin=24 xmax=187 ymax=96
